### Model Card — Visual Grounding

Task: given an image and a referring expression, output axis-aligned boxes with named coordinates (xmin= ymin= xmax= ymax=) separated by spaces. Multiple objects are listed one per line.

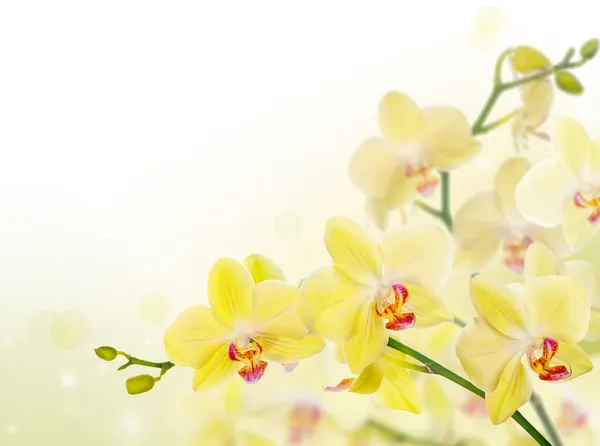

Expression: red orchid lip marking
xmin=288 ymin=403 xmax=322 ymax=445
xmin=529 ymin=338 xmax=572 ymax=382
xmin=502 ymin=235 xmax=533 ymax=274
xmin=375 ymin=284 xmax=416 ymax=331
xmin=228 ymin=339 xmax=268 ymax=384
xmin=573 ymin=192 xmax=600 ymax=224
xmin=405 ymin=163 xmax=439 ymax=197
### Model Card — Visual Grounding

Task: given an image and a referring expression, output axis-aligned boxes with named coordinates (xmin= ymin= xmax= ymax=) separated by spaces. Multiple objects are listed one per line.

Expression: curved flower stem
xmin=386 ymin=338 xmax=551 ymax=446
xmin=115 ymin=350 xmax=175 ymax=376
xmin=530 ymin=392 xmax=564 ymax=446
xmin=424 ymin=47 xmax=592 ymax=230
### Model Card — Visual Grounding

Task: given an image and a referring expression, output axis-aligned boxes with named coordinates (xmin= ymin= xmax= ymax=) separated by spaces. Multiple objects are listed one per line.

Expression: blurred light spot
xmin=3 ymin=335 xmax=14 ymax=346
xmin=6 ymin=425 xmax=17 ymax=435
xmin=143 ymin=336 xmax=153 ymax=345
xmin=139 ymin=294 xmax=170 ymax=324
xmin=51 ymin=312 xmax=87 ymax=350
xmin=274 ymin=210 xmax=304 ymax=240
xmin=467 ymin=28 xmax=497 ymax=54
xmin=61 ymin=371 xmax=77 ymax=388
xmin=474 ymin=6 xmax=506 ymax=36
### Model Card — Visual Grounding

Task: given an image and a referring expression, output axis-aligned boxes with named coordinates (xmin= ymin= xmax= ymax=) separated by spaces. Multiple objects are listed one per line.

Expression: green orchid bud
xmin=581 ymin=38 xmax=599 ymax=60
xmin=94 ymin=346 xmax=117 ymax=361
xmin=555 ymin=71 xmax=584 ymax=95
xmin=512 ymin=45 xmax=551 ymax=73
xmin=125 ymin=374 xmax=156 ymax=395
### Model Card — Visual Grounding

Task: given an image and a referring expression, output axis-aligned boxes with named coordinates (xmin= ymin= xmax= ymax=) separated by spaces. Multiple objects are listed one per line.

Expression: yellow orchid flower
xmin=302 ymin=217 xmax=453 ymax=373
xmin=454 ymin=156 xmax=570 ymax=274
xmin=164 ymin=257 xmax=324 ymax=391
xmin=511 ymin=79 xmax=553 ymax=152
xmin=324 ymin=341 xmax=421 ymax=414
xmin=456 ymin=274 xmax=593 ymax=424
xmin=349 ymin=91 xmax=481 ymax=229
xmin=515 ymin=117 xmax=600 ymax=251
xmin=524 ymin=242 xmax=600 ymax=341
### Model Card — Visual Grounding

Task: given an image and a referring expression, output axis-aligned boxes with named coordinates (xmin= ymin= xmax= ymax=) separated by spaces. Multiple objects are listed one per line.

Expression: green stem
xmin=530 ymin=392 xmax=564 ymax=446
xmin=477 ymin=110 xmax=519 ymax=135
xmin=367 ymin=420 xmax=447 ymax=446
xmin=440 ymin=172 xmax=452 ymax=230
xmin=116 ymin=351 xmax=175 ymax=375
xmin=386 ymin=338 xmax=551 ymax=446
xmin=415 ymin=199 xmax=443 ymax=219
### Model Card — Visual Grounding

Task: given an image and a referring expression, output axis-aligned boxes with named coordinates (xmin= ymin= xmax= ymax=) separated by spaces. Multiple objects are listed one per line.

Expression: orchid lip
xmin=528 ymin=337 xmax=572 ymax=382
xmin=573 ymin=192 xmax=600 ymax=224
xmin=229 ymin=339 xmax=268 ymax=384
xmin=374 ymin=283 xmax=416 ymax=332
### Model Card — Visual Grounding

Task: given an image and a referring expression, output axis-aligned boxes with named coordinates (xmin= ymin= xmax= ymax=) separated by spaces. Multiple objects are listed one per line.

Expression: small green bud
xmin=581 ymin=38 xmax=599 ymax=60
xmin=94 ymin=346 xmax=117 ymax=361
xmin=555 ymin=71 xmax=584 ymax=95
xmin=512 ymin=45 xmax=551 ymax=73
xmin=243 ymin=254 xmax=285 ymax=284
xmin=125 ymin=374 xmax=156 ymax=395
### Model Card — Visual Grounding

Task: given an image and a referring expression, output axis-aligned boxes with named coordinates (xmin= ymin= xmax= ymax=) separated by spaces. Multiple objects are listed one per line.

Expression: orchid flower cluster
xmin=96 ymin=40 xmax=600 ymax=446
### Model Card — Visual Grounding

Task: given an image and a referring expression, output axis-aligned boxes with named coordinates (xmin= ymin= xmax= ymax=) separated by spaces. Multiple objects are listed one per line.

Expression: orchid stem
xmin=386 ymin=338 xmax=551 ymax=446
xmin=428 ymin=47 xmax=591 ymax=233
xmin=115 ymin=350 xmax=175 ymax=375
xmin=530 ymin=392 xmax=564 ymax=446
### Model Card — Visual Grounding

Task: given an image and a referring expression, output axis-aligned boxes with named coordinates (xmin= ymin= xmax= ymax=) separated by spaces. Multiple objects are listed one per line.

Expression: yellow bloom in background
xmin=324 ymin=340 xmax=421 ymax=413
xmin=349 ymin=91 xmax=481 ymax=230
xmin=524 ymin=242 xmax=600 ymax=341
xmin=164 ymin=257 xmax=324 ymax=391
xmin=303 ymin=217 xmax=453 ymax=373
xmin=454 ymin=156 xmax=569 ymax=274
xmin=456 ymin=274 xmax=593 ymax=424
xmin=511 ymin=80 xmax=554 ymax=152
xmin=515 ymin=117 xmax=600 ymax=251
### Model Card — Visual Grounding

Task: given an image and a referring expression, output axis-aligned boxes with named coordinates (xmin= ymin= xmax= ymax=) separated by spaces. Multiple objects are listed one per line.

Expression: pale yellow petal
xmin=349 ymin=359 xmax=385 ymax=394
xmin=527 ymin=224 xmax=572 ymax=259
xmin=486 ymin=352 xmax=532 ymax=424
xmin=301 ymin=267 xmax=366 ymax=342
xmin=514 ymin=159 xmax=573 ymax=227
xmin=470 ymin=275 xmax=528 ymax=338
xmin=349 ymin=137 xmax=401 ymax=198
xmin=551 ymin=342 xmax=593 ymax=381
xmin=373 ymin=355 xmax=421 ymax=413
xmin=243 ymin=254 xmax=285 ymax=284
xmin=421 ymin=107 xmax=481 ymax=170
xmin=192 ymin=344 xmax=241 ymax=392
xmin=456 ymin=318 xmax=528 ymax=392
xmin=258 ymin=332 xmax=324 ymax=363
xmin=381 ymin=165 xmax=420 ymax=208
xmin=324 ymin=216 xmax=382 ymax=285
xmin=494 ymin=156 xmax=532 ymax=219
xmin=403 ymin=284 xmax=452 ymax=327
xmin=423 ymin=376 xmax=453 ymax=424
xmin=253 ymin=280 xmax=308 ymax=339
xmin=378 ymin=91 xmax=423 ymax=146
xmin=343 ymin=301 xmax=388 ymax=373
xmin=365 ymin=197 xmax=390 ymax=231
xmin=521 ymin=79 xmax=553 ymax=125
xmin=380 ymin=224 xmax=453 ymax=289
xmin=208 ymin=258 xmax=255 ymax=327
xmin=453 ymin=191 xmax=505 ymax=271
xmin=555 ymin=117 xmax=593 ymax=180
xmin=523 ymin=242 xmax=562 ymax=280
xmin=524 ymin=276 xmax=590 ymax=343
xmin=164 ymin=306 xmax=232 ymax=368
xmin=564 ymin=260 xmax=600 ymax=307
xmin=563 ymin=199 xmax=599 ymax=252
xmin=586 ymin=309 xmax=600 ymax=341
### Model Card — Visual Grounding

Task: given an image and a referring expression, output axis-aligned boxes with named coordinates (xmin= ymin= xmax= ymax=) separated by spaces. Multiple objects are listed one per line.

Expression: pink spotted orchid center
xmin=574 ymin=192 xmax=600 ymax=224
xmin=374 ymin=284 xmax=415 ymax=331
xmin=528 ymin=337 xmax=571 ymax=382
